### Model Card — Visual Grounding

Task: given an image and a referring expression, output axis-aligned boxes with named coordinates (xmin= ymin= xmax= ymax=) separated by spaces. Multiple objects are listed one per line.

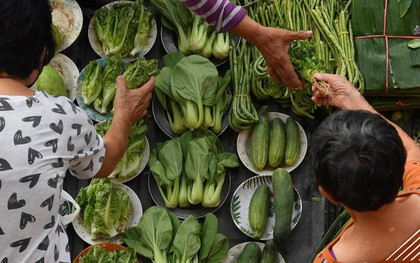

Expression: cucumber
xmin=284 ymin=117 xmax=301 ymax=166
xmin=250 ymin=106 xmax=269 ymax=171
xmin=260 ymin=240 xmax=278 ymax=263
xmin=272 ymin=168 xmax=294 ymax=243
xmin=238 ymin=242 xmax=261 ymax=263
xmin=248 ymin=184 xmax=270 ymax=239
xmin=268 ymin=118 xmax=286 ymax=168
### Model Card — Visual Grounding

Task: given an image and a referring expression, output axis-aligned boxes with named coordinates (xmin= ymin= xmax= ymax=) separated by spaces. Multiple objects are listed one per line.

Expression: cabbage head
xmin=36 ymin=65 xmax=67 ymax=96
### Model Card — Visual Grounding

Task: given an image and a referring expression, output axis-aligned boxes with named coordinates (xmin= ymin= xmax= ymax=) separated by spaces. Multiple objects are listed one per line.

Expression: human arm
xmin=94 ymin=76 xmax=154 ymax=178
xmin=180 ymin=0 xmax=312 ymax=88
xmin=231 ymin=16 xmax=312 ymax=88
xmin=311 ymin=73 xmax=420 ymax=162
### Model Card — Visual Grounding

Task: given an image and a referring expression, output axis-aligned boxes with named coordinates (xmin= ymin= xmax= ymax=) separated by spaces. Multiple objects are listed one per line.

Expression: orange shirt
xmin=313 ymin=160 xmax=420 ymax=263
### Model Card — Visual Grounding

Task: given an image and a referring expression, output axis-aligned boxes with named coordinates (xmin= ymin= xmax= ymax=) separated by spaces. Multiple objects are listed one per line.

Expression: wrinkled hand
xmin=113 ymin=75 xmax=155 ymax=124
xmin=254 ymin=27 xmax=312 ymax=89
xmin=311 ymin=73 xmax=370 ymax=111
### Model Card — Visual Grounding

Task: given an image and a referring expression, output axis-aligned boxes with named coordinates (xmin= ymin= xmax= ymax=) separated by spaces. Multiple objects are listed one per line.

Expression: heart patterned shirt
xmin=0 ymin=91 xmax=105 ymax=263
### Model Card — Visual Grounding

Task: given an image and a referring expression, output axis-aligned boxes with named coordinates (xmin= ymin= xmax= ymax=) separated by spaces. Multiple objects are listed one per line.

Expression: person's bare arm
xmin=94 ymin=76 xmax=154 ymax=178
xmin=312 ymin=73 xmax=420 ymax=161
xmin=231 ymin=16 xmax=312 ymax=88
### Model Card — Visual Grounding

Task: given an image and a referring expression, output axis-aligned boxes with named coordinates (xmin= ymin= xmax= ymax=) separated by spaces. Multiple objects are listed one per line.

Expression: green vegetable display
xmin=248 ymin=184 xmax=270 ymax=239
xmin=237 ymin=242 xmax=261 ymax=263
xmin=148 ymin=130 xmax=239 ymax=208
xmin=75 ymin=179 xmax=132 ymax=240
xmin=260 ymin=240 xmax=278 ymax=263
xmin=248 ymin=114 xmax=300 ymax=170
xmin=268 ymin=118 xmax=286 ymax=168
xmin=79 ymin=245 xmax=137 ymax=263
xmin=149 ymin=0 xmax=231 ymax=60
xmin=36 ymin=65 xmax=67 ymax=96
xmin=228 ymin=40 xmax=259 ymax=132
xmin=272 ymin=168 xmax=294 ymax=244
xmin=154 ymin=53 xmax=232 ymax=134
xmin=148 ymin=137 xmax=183 ymax=208
xmin=250 ymin=106 xmax=269 ymax=171
xmin=82 ymin=60 xmax=103 ymax=105
xmin=123 ymin=206 xmax=229 ymax=263
xmin=284 ymin=117 xmax=301 ymax=166
xmin=123 ymin=57 xmax=158 ymax=90
xmin=81 ymin=57 xmax=158 ymax=114
xmin=228 ymin=0 xmax=362 ymax=120
xmin=94 ymin=0 xmax=154 ymax=58
xmin=95 ymin=118 xmax=148 ymax=181
xmin=97 ymin=56 xmax=123 ymax=114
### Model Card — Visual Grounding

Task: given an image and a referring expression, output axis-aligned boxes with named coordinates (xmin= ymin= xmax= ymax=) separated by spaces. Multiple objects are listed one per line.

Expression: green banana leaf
xmin=352 ymin=0 xmax=419 ymax=37
xmin=352 ymin=0 xmax=385 ymax=36
xmin=353 ymin=0 xmax=420 ymax=93
xmin=386 ymin=0 xmax=419 ymax=36
xmin=355 ymin=37 xmax=420 ymax=92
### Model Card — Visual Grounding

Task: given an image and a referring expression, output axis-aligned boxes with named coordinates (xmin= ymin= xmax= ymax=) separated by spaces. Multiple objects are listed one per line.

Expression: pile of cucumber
xmin=248 ymin=169 xmax=294 ymax=243
xmin=237 ymin=240 xmax=278 ymax=263
xmin=250 ymin=106 xmax=301 ymax=170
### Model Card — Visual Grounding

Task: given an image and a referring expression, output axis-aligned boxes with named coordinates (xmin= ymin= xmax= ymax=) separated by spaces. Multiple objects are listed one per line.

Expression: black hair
xmin=0 ymin=0 xmax=55 ymax=79
xmin=310 ymin=110 xmax=406 ymax=212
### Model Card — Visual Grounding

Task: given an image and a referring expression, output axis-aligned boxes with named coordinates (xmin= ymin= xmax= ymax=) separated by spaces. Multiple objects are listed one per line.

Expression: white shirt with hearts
xmin=0 ymin=91 xmax=105 ymax=263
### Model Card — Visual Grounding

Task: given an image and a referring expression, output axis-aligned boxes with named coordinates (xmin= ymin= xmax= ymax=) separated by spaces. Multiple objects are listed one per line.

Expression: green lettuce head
xmin=36 ymin=65 xmax=67 ymax=96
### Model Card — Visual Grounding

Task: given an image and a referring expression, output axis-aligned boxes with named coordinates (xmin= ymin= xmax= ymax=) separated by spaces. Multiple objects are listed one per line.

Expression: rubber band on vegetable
xmin=234 ymin=94 xmax=251 ymax=98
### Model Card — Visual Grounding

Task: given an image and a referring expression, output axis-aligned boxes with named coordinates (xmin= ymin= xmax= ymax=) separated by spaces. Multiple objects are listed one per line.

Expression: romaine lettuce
xmin=75 ymin=179 xmax=132 ymax=240
xmin=82 ymin=60 xmax=103 ymax=105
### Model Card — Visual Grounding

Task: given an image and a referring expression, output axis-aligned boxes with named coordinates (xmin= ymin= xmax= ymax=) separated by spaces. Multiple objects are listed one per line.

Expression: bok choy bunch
xmin=148 ymin=130 xmax=239 ymax=208
xmin=149 ymin=0 xmax=231 ymax=60
xmin=154 ymin=53 xmax=232 ymax=134
xmin=124 ymin=207 xmax=229 ymax=263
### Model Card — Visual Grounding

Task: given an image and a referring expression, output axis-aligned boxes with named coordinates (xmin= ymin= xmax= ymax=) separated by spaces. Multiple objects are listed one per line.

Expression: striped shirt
xmin=179 ymin=0 xmax=246 ymax=32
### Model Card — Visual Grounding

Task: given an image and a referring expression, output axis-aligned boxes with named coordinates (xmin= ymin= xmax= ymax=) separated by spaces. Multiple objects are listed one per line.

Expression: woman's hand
xmin=231 ymin=16 xmax=312 ymax=89
xmin=96 ymin=76 xmax=155 ymax=178
xmin=253 ymin=27 xmax=312 ymax=88
xmin=113 ymin=75 xmax=155 ymax=125
xmin=311 ymin=73 xmax=372 ymax=111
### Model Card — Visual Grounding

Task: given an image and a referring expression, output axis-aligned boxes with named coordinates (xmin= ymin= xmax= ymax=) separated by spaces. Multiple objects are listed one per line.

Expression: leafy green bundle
xmin=94 ymin=0 xmax=154 ymax=58
xmin=81 ymin=56 xmax=158 ymax=114
xmin=149 ymin=0 xmax=230 ymax=59
xmin=75 ymin=179 xmax=131 ymax=240
xmin=124 ymin=206 xmax=229 ymax=263
xmin=79 ymin=244 xmax=137 ymax=263
xmin=95 ymin=118 xmax=148 ymax=181
xmin=148 ymin=130 xmax=239 ymax=209
xmin=154 ymin=53 xmax=232 ymax=134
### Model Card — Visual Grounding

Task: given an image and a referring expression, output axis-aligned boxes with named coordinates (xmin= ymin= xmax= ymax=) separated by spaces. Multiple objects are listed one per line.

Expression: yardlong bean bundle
xmin=234 ymin=0 xmax=363 ymax=119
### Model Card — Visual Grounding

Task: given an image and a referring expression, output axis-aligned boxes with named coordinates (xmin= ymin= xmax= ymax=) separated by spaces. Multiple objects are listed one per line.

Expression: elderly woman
xmin=310 ymin=74 xmax=420 ymax=263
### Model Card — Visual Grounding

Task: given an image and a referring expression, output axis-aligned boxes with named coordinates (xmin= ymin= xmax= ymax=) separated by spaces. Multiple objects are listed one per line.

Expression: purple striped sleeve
xmin=179 ymin=0 xmax=247 ymax=32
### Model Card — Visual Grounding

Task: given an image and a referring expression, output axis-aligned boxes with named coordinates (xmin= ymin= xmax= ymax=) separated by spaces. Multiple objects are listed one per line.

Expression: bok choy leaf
xmin=171 ymin=215 xmax=202 ymax=263
xmin=124 ymin=206 xmax=172 ymax=263
xmin=185 ymin=138 xmax=209 ymax=205
xmin=171 ymin=55 xmax=218 ymax=130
